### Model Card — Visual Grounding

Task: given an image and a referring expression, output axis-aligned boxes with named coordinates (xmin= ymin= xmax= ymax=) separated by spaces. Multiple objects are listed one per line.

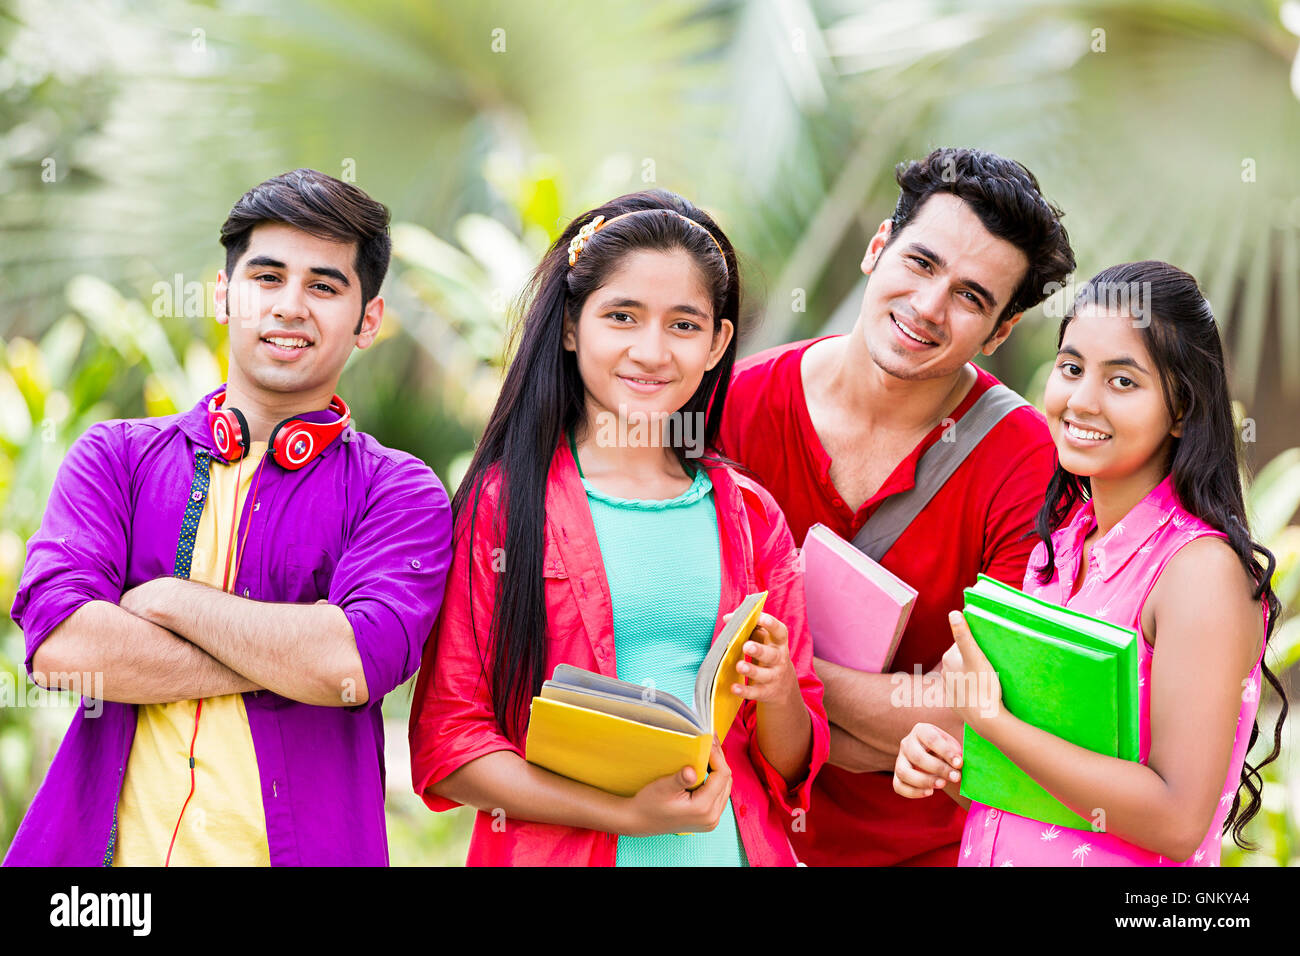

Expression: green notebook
xmin=958 ymin=574 xmax=1139 ymax=829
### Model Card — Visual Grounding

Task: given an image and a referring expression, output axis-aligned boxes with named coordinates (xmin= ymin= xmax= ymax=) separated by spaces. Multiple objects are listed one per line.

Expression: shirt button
xmin=833 ymin=498 xmax=843 ymax=507
xmin=411 ymin=559 xmax=421 ymax=570
xmin=191 ymin=491 xmax=203 ymax=502
xmin=988 ymin=809 xmax=999 ymax=822
xmin=243 ymin=588 xmax=250 ymax=597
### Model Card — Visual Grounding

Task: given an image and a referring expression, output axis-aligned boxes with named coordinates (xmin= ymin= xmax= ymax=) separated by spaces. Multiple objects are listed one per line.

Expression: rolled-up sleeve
xmin=738 ymin=481 xmax=830 ymax=816
xmin=409 ymin=481 xmax=524 ymax=812
xmin=329 ymin=455 xmax=452 ymax=713
xmin=12 ymin=422 xmax=132 ymax=674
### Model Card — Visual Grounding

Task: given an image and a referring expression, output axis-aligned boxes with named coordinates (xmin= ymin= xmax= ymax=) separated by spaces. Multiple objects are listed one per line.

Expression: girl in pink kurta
xmin=894 ymin=261 xmax=1288 ymax=866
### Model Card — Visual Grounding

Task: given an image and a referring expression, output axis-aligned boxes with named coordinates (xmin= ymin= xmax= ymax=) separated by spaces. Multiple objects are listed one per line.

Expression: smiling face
xmin=214 ymin=221 xmax=383 ymax=406
xmin=857 ymin=192 xmax=1030 ymax=381
xmin=563 ymin=248 xmax=733 ymax=434
xmin=1044 ymin=305 xmax=1181 ymax=486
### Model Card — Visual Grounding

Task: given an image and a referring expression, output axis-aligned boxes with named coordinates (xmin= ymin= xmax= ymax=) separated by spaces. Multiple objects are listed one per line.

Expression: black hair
xmin=454 ymin=189 xmax=741 ymax=742
xmin=219 ymin=168 xmax=391 ymax=335
xmin=887 ymin=147 xmax=1076 ymax=326
xmin=1033 ymin=260 xmax=1288 ymax=848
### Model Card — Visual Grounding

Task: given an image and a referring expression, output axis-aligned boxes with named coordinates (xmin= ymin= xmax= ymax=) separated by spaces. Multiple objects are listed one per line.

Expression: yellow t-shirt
xmin=113 ymin=443 xmax=272 ymax=866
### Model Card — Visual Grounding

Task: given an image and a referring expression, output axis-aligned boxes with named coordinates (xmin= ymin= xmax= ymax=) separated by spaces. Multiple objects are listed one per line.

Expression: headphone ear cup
xmin=272 ymin=422 xmax=318 ymax=470
xmin=210 ymin=406 xmax=250 ymax=461
xmin=267 ymin=397 xmax=348 ymax=470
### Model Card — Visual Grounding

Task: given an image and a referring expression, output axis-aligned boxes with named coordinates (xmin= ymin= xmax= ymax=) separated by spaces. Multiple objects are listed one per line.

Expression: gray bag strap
xmin=851 ymin=383 xmax=1031 ymax=562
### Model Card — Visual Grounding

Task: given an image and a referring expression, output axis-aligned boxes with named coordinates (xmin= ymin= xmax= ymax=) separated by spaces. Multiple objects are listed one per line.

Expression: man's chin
xmin=239 ymin=369 xmax=324 ymax=398
xmin=868 ymin=342 xmax=959 ymax=383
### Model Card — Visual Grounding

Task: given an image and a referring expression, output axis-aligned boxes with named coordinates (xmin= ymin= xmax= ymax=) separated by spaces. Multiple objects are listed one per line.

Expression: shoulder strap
xmin=850 ymin=382 xmax=1032 ymax=562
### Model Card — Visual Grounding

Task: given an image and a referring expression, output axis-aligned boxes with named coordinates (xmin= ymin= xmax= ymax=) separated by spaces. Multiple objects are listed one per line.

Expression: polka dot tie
xmin=173 ymin=450 xmax=210 ymax=580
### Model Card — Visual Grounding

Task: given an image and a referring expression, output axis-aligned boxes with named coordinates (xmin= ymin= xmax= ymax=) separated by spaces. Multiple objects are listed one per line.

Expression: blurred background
xmin=2 ymin=0 xmax=1299 ymax=866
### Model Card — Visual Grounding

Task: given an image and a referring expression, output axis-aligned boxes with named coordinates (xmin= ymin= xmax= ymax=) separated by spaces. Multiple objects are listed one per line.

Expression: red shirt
xmin=716 ymin=336 xmax=1055 ymax=866
xmin=407 ymin=438 xmax=830 ymax=866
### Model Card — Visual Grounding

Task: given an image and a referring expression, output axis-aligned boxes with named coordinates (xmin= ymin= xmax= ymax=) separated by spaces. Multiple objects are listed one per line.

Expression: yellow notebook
xmin=524 ymin=591 xmax=768 ymax=797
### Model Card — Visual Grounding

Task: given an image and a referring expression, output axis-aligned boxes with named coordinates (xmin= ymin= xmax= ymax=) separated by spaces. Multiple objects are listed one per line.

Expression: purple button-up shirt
xmin=4 ymin=386 xmax=452 ymax=866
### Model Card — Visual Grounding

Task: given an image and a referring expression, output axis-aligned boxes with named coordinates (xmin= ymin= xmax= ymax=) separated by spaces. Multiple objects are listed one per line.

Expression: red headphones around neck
xmin=207 ymin=388 xmax=351 ymax=469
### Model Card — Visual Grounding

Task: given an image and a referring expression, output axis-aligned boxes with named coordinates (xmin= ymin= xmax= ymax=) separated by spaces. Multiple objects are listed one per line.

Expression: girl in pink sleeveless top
xmin=894 ymin=261 xmax=1288 ymax=866
xmin=960 ymin=475 xmax=1264 ymax=865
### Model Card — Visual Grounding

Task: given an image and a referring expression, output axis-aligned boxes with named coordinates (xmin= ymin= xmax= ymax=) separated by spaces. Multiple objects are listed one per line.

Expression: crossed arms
xmin=814 ymin=449 xmax=1055 ymax=788
xmin=32 ymin=580 xmax=368 ymax=708
xmin=19 ymin=424 xmax=453 ymax=712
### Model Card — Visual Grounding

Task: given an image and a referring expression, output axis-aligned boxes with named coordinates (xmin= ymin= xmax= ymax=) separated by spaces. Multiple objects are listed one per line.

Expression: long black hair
xmin=1033 ymin=260 xmax=1288 ymax=848
xmin=453 ymin=189 xmax=742 ymax=743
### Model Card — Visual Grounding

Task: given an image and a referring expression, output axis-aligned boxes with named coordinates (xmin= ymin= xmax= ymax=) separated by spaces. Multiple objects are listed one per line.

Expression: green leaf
xmin=37 ymin=316 xmax=86 ymax=390
xmin=0 ymin=368 xmax=32 ymax=444
xmin=1248 ymin=448 xmax=1300 ymax=541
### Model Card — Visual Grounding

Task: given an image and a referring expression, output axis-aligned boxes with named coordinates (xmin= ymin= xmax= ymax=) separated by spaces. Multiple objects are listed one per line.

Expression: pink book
xmin=801 ymin=523 xmax=918 ymax=672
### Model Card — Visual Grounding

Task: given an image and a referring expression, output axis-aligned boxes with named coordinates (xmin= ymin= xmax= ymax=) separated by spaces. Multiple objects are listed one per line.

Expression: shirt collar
xmin=176 ymin=385 xmax=224 ymax=451
xmin=177 ymin=384 xmax=355 ymax=460
xmin=1056 ymin=474 xmax=1179 ymax=582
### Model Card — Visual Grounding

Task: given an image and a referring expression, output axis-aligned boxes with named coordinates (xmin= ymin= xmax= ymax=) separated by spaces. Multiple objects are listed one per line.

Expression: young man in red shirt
xmin=716 ymin=147 xmax=1076 ymax=865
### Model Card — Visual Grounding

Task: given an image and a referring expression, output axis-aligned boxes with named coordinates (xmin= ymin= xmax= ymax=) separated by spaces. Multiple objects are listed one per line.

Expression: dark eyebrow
xmin=1057 ymin=344 xmax=1150 ymax=375
xmin=1103 ymin=356 xmax=1149 ymax=374
xmin=905 ymin=243 xmax=996 ymax=311
xmin=244 ymin=256 xmax=350 ymax=287
xmin=308 ymin=266 xmax=350 ymax=287
xmin=599 ymin=296 xmax=710 ymax=320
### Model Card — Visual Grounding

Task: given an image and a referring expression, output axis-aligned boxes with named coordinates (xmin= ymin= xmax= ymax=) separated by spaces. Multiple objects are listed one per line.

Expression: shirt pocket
xmin=541 ymin=535 xmax=585 ymax=649
xmin=281 ymin=543 xmax=336 ymax=603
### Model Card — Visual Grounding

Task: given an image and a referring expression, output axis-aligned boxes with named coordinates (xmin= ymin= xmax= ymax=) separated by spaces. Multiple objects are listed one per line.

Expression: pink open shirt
xmin=407 ymin=440 xmax=830 ymax=866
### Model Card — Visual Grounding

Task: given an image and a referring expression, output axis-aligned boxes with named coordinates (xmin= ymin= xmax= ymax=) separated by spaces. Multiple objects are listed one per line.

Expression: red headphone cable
xmin=164 ymin=698 xmax=202 ymax=867
xmin=167 ymin=452 xmax=265 ymax=866
xmin=221 ymin=453 xmax=267 ymax=593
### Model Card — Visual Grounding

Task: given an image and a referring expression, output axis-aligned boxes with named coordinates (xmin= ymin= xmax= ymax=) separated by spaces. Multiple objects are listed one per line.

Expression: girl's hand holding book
xmin=893 ymin=723 xmax=963 ymax=799
xmin=722 ymin=611 xmax=801 ymax=706
xmin=622 ymin=737 xmax=733 ymax=836
xmin=941 ymin=609 xmax=1005 ymax=735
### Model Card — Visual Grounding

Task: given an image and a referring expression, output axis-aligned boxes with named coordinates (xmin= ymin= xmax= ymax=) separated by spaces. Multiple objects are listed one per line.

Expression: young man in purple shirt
xmin=5 ymin=169 xmax=453 ymax=866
